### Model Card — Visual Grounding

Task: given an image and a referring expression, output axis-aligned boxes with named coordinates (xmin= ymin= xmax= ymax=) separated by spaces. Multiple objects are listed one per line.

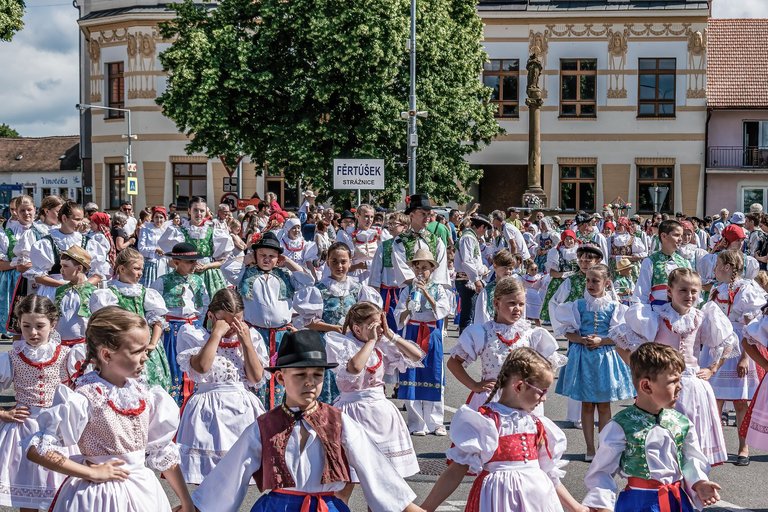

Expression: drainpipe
xmin=704 ymin=107 xmax=711 ymax=217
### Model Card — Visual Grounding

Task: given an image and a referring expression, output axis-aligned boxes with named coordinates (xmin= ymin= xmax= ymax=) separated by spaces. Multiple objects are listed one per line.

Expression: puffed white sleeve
xmin=431 ymin=284 xmax=451 ymax=321
xmin=157 ymin=225 xmax=184 ymax=254
xmin=552 ymin=300 xmax=581 ymax=337
xmin=65 ymin=343 xmax=88 ymax=384
xmin=744 ymin=316 xmax=768 ymax=349
xmin=85 ymin=237 xmax=110 ymax=278
xmin=289 ymin=268 xmax=315 ymax=292
xmin=358 ymin=284 xmax=383 ymax=308
xmin=609 ymin=302 xmax=658 ymax=352
xmin=24 ymin=237 xmax=55 ymax=278
xmin=301 ymin=241 xmax=319 ymax=265
xmin=431 ymin=238 xmax=450 ymax=287
xmin=529 ymin=327 xmax=568 ymax=370
xmin=380 ymin=335 xmax=424 ymax=374
xmin=26 ymin=385 xmax=90 ymax=456
xmin=444 ymin=405 xmax=498 ymax=474
xmin=145 ymin=386 xmax=181 ymax=471
xmin=609 ymin=302 xmax=629 ymax=331
xmin=143 ymin=287 xmax=169 ymax=327
xmin=393 ymin=287 xmax=410 ymax=330
xmin=744 ymin=256 xmax=760 ymax=280
xmin=537 ymin=416 xmax=568 ymax=485
xmin=88 ymin=288 xmax=118 ymax=313
xmin=341 ymin=413 xmax=417 ymax=512
xmin=192 ymin=421 xmax=262 ymax=512
xmin=291 ymin=286 xmax=324 ymax=328
xmin=14 ymin=228 xmax=35 ymax=262
xmin=0 ymin=353 xmax=12 ymax=392
xmin=136 ymin=227 xmax=155 ymax=259
xmin=582 ymin=421 xmax=626 ymax=510
xmin=633 ymin=236 xmax=648 ymax=258
xmin=0 ymin=231 xmax=9 ymax=262
xmin=547 ymin=279 xmax=571 ymax=335
xmin=367 ymin=244 xmax=385 ymax=288
xmin=633 ymin=258 xmax=653 ymax=304
xmin=451 ymin=324 xmax=485 ymax=364
xmin=698 ymin=302 xmax=738 ymax=361
xmin=325 ymin=332 xmax=364 ymax=382
xmin=211 ymin=226 xmax=235 ymax=261
xmin=246 ymin=328 xmax=270 ymax=388
xmin=176 ymin=325 xmax=208 ymax=374
xmin=545 ymin=247 xmax=560 ymax=272
xmin=681 ymin=426 xmax=711 ymax=510
xmin=734 ymin=282 xmax=766 ymax=331
xmin=220 ymin=257 xmax=246 ymax=286
xmin=473 ymin=288 xmax=492 ymax=326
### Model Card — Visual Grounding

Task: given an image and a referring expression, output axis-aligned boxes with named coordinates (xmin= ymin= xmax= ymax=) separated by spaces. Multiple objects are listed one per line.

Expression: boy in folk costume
xmin=54 ymin=246 xmax=96 ymax=369
xmin=454 ymin=214 xmax=492 ymax=333
xmin=395 ymin=248 xmax=452 ymax=436
xmin=608 ymin=217 xmax=647 ymax=281
xmin=369 ymin=212 xmax=410 ymax=332
xmin=613 ymin=257 xmax=636 ymax=306
xmin=634 ymin=219 xmax=690 ymax=306
xmin=191 ymin=330 xmax=424 ymax=512
xmin=222 ymin=231 xmax=314 ymax=410
xmin=150 ymin=242 xmax=211 ymax=407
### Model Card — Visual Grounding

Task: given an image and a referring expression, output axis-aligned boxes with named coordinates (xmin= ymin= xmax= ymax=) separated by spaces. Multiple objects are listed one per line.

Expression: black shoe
xmin=735 ymin=455 xmax=750 ymax=466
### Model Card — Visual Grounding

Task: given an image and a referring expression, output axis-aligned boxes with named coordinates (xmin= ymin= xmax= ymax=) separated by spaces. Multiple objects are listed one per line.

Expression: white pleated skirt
xmin=676 ymin=368 xmax=728 ymax=465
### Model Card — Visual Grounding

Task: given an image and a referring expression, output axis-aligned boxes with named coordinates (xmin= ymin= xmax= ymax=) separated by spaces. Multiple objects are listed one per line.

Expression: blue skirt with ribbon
xmin=397 ymin=319 xmax=444 ymax=402
xmin=163 ymin=316 xmax=203 ymax=407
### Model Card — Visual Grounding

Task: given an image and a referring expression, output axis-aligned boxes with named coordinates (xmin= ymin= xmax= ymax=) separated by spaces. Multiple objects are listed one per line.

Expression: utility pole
xmin=402 ymin=0 xmax=427 ymax=196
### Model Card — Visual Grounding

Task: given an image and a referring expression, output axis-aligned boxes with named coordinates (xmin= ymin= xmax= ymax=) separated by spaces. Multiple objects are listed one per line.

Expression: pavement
xmin=2 ymin=322 xmax=768 ymax=511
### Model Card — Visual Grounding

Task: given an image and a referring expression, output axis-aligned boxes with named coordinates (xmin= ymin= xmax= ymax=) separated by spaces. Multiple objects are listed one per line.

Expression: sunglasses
xmin=524 ymin=380 xmax=548 ymax=397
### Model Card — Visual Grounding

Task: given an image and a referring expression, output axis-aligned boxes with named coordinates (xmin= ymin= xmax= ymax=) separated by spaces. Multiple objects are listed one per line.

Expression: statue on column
xmin=524 ymin=53 xmax=547 ymax=208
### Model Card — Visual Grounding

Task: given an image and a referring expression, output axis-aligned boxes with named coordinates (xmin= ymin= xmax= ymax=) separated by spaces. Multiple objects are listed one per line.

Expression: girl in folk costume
xmin=677 ymin=220 xmax=708 ymax=276
xmin=175 ymin=289 xmax=268 ymax=484
xmin=534 ymin=217 xmax=560 ymax=272
xmin=608 ymin=217 xmax=646 ymax=281
xmin=294 ymin=242 xmax=382 ymax=404
xmin=0 ymin=195 xmax=35 ymax=336
xmin=369 ymin=212 xmax=410 ymax=332
xmin=191 ymin=330 xmax=423 ymax=512
xmin=552 ymin=264 xmax=635 ymax=461
xmin=158 ymin=195 xmax=234 ymax=299
xmin=87 ymin=212 xmax=116 ymax=271
xmin=633 ymin=219 xmax=690 ymax=305
xmin=222 ymin=231 xmax=314 ymax=410
xmin=473 ymin=249 xmax=519 ymax=326
xmin=704 ymin=250 xmax=764 ymax=466
xmin=55 ymin=247 xmax=98 ymax=353
xmin=347 ymin=204 xmax=383 ymax=283
xmin=325 ymin=302 xmax=424 ymax=502
xmin=0 ymin=296 xmax=82 ymax=511
xmin=449 ymin=277 xmax=565 ymax=413
xmin=539 ymin=229 xmax=579 ymax=325
xmin=90 ymin=248 xmax=171 ymax=390
xmin=150 ymin=242 xmax=210 ymax=407
xmin=699 ymin=225 xmax=760 ymax=289
xmin=280 ymin=216 xmax=319 ymax=281
xmin=422 ymin=348 xmax=586 ymax=512
xmin=137 ymin=206 xmax=170 ymax=287
xmin=394 ymin=248 xmax=452 ymax=436
xmin=521 ymin=260 xmax=545 ymax=324
xmin=574 ymin=213 xmax=609 ymax=264
xmin=26 ymin=202 xmax=110 ymax=302
xmin=27 ymin=307 xmax=194 ymax=512
xmin=612 ymin=268 xmax=739 ymax=465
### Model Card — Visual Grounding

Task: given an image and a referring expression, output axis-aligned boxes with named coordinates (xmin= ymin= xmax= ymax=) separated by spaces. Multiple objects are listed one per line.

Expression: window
xmin=638 ymin=58 xmax=676 ymax=117
xmin=41 ymin=188 xmax=51 ymax=198
xmin=743 ymin=121 xmax=768 ymax=167
xmin=559 ymin=166 xmax=596 ymax=211
xmin=483 ymin=59 xmax=519 ymax=118
xmin=560 ymin=59 xmax=597 ymax=117
xmin=173 ymin=163 xmax=207 ymax=209
xmin=106 ymin=62 xmax=125 ymax=119
xmin=742 ymin=187 xmax=768 ymax=213
xmin=637 ymin=166 xmax=674 ymax=213
xmin=108 ymin=163 xmax=126 ymax=209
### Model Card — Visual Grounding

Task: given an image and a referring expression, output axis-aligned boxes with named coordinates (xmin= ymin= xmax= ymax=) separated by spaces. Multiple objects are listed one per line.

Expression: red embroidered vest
xmin=254 ymin=402 xmax=351 ymax=491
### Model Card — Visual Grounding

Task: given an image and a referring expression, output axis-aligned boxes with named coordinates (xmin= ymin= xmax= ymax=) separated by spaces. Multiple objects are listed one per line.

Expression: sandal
xmin=735 ymin=455 xmax=750 ymax=466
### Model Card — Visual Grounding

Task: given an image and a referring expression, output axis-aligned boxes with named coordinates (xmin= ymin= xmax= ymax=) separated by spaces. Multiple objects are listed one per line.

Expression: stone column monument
xmin=524 ymin=53 xmax=548 ymax=207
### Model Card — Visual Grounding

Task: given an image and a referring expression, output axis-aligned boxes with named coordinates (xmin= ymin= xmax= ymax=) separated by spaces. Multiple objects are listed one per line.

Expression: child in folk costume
xmin=473 ymin=249 xmax=519 ymax=326
xmin=27 ymin=307 xmax=194 ymax=512
xmin=608 ymin=217 xmax=646 ymax=281
xmin=325 ymin=302 xmax=424 ymax=502
xmin=677 ymin=220 xmax=708 ymax=276
xmin=0 ymin=296 xmax=82 ymax=511
xmin=521 ymin=260 xmax=545 ymax=324
xmin=395 ymin=248 xmax=451 ymax=436
xmin=90 ymin=248 xmax=171 ymax=390
xmin=612 ymin=268 xmax=738 ymax=465
xmin=0 ymin=195 xmax=34 ymax=336
xmin=150 ymin=242 xmax=210 ymax=407
xmin=552 ymin=264 xmax=635 ymax=461
xmin=280 ymin=216 xmax=319 ymax=280
xmin=704 ymin=250 xmax=765 ymax=466
xmin=612 ymin=257 xmax=636 ymax=306
xmin=192 ymin=330 xmax=424 ymax=512
xmin=158 ymin=195 xmax=234 ymax=298
xmin=55 ymin=246 xmax=97 ymax=354
xmin=574 ymin=213 xmax=609 ymax=264
xmin=741 ymin=311 xmax=768 ymax=454
xmin=294 ymin=242 xmax=382 ymax=404
xmin=454 ymin=214 xmax=492 ymax=333
xmin=137 ymin=206 xmax=169 ymax=287
xmin=347 ymin=204 xmax=383 ymax=284
xmin=634 ymin=219 xmax=691 ymax=305
xmin=175 ymin=289 xmax=268 ymax=484
xmin=540 ymin=229 xmax=579 ymax=325
xmin=583 ymin=343 xmax=721 ymax=512
xmin=449 ymin=277 xmax=565 ymax=413
xmin=222 ymin=231 xmax=314 ymax=410
xmin=369 ymin=212 xmax=410 ymax=332
xmin=699 ymin=225 xmax=760 ymax=296
xmin=423 ymin=348 xmax=585 ymax=512
xmin=534 ymin=217 xmax=560 ymax=272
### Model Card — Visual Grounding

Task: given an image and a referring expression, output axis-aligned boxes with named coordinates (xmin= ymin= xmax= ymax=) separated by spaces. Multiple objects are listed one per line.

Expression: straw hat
xmin=615 ymin=257 xmax=633 ymax=273
xmin=409 ymin=248 xmax=437 ymax=268
xmin=62 ymin=245 xmax=91 ymax=271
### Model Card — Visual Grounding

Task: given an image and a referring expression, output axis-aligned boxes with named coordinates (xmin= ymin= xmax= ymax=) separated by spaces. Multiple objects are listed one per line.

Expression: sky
xmin=1 ymin=0 xmax=767 ymax=137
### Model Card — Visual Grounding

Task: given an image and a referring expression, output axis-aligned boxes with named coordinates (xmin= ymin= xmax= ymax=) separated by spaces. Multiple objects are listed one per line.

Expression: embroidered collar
xmin=656 ymin=303 xmax=700 ymax=335
xmin=582 ymin=291 xmax=615 ymax=312
xmin=487 ymin=319 xmax=532 ymax=336
xmin=352 ymin=228 xmax=380 ymax=244
xmin=13 ymin=331 xmax=62 ymax=362
xmin=488 ymin=401 xmax=528 ymax=420
xmin=282 ymin=237 xmax=305 ymax=252
xmin=282 ymin=401 xmax=319 ymax=424
xmin=109 ymin=279 xmax=144 ymax=297
xmin=80 ymin=372 xmax=147 ymax=411
xmin=320 ymin=276 xmax=359 ymax=297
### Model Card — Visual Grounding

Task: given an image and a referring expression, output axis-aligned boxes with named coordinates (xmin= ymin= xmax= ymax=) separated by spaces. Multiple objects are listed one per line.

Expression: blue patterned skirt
xmin=163 ymin=317 xmax=204 ymax=407
xmin=140 ymin=258 xmax=168 ymax=288
xmin=555 ymin=343 xmax=635 ymax=402
xmin=397 ymin=320 xmax=444 ymax=402
xmin=0 ymin=269 xmax=20 ymax=335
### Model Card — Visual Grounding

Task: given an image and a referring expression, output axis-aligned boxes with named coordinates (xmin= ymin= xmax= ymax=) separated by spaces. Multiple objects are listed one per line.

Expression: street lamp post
xmin=76 ymin=103 xmax=137 ymax=206
xmin=401 ymin=0 xmax=427 ymax=196
xmin=650 ymin=185 xmax=669 ymax=214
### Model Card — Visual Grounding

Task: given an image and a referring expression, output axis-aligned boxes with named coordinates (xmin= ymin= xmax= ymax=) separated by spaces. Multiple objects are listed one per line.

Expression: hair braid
xmin=483 ymin=347 xmax=552 ymax=404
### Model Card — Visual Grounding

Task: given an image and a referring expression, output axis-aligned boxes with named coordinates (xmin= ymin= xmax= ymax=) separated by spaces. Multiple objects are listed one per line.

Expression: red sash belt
xmin=61 ymin=337 xmax=85 ymax=347
xmin=408 ymin=320 xmax=436 ymax=353
xmin=165 ymin=315 xmax=199 ymax=324
xmin=626 ymin=477 xmax=683 ymax=512
xmin=247 ymin=322 xmax=292 ymax=409
xmin=271 ymin=489 xmax=335 ymax=512
xmin=380 ymin=284 xmax=399 ymax=313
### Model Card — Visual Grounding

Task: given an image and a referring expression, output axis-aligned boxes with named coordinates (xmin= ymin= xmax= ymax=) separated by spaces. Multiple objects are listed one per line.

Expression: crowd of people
xmin=0 ymin=189 xmax=767 ymax=512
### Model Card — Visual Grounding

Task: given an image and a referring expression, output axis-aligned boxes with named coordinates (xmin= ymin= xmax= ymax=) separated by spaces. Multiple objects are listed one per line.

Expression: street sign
xmin=223 ymin=176 xmax=238 ymax=192
xmin=332 ymin=159 xmax=385 ymax=190
xmin=220 ymin=193 xmax=238 ymax=210
xmin=127 ymin=177 xmax=138 ymax=196
xmin=127 ymin=163 xmax=137 ymax=173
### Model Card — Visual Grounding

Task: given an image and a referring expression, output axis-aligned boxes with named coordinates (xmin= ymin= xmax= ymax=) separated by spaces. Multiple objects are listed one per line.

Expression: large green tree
xmin=158 ymin=0 xmax=499 ymax=204
xmin=0 ymin=0 xmax=24 ymax=42
xmin=0 ymin=123 xmax=19 ymax=137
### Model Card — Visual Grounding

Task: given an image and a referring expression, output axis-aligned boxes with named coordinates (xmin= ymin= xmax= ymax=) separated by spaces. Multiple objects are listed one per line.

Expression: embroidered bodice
xmin=10 ymin=338 xmax=72 ymax=408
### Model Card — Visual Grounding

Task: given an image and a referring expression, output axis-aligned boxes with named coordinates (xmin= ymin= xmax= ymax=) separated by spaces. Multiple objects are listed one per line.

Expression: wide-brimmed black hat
xmin=405 ymin=194 xmax=433 ymax=214
xmin=340 ymin=210 xmax=356 ymax=221
xmin=574 ymin=213 xmax=592 ymax=225
xmin=252 ymin=231 xmax=283 ymax=254
xmin=165 ymin=242 xmax=201 ymax=260
xmin=265 ymin=330 xmax=338 ymax=372
xmin=469 ymin=214 xmax=492 ymax=229
xmin=576 ymin=245 xmax=603 ymax=260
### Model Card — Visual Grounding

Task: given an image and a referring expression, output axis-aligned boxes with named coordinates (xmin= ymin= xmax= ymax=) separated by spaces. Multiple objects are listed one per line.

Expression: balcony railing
xmin=708 ymin=146 xmax=768 ymax=169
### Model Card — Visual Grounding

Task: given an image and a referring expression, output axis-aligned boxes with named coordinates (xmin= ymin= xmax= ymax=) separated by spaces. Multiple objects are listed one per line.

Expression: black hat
xmin=469 ymin=214 xmax=492 ymax=229
xmin=574 ymin=213 xmax=592 ymax=225
xmin=340 ymin=210 xmax=356 ymax=221
xmin=405 ymin=194 xmax=433 ymax=214
xmin=252 ymin=231 xmax=283 ymax=254
xmin=164 ymin=242 xmax=201 ymax=260
xmin=576 ymin=245 xmax=603 ymax=260
xmin=265 ymin=330 xmax=338 ymax=372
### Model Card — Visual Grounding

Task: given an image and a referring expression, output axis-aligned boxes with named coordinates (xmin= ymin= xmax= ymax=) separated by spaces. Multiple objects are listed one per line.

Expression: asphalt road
xmin=1 ymin=321 xmax=767 ymax=511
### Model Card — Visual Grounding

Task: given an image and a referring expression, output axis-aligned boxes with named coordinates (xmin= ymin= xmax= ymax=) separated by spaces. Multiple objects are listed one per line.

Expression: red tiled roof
xmin=708 ymin=19 xmax=768 ymax=109
xmin=0 ymin=136 xmax=79 ymax=173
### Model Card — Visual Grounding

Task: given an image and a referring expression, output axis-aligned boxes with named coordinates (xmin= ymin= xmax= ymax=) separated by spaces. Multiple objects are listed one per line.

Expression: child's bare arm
xmin=421 ymin=462 xmax=469 ymax=512
xmin=28 ymin=445 xmax=128 ymax=482
xmin=162 ymin=464 xmax=195 ymax=512
xmin=555 ymin=483 xmax=589 ymax=512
